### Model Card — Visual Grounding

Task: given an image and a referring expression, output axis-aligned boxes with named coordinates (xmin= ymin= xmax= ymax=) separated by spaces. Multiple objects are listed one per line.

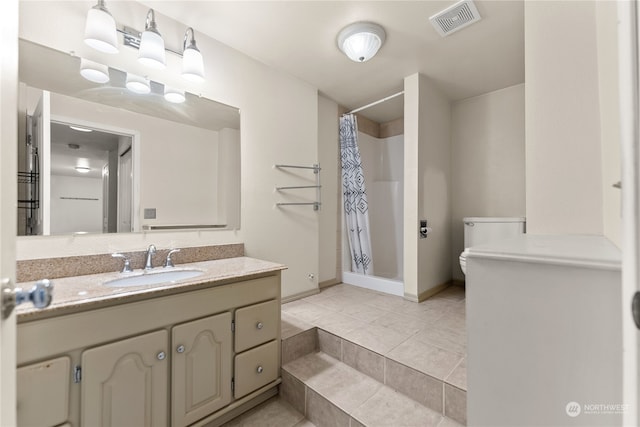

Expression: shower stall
xmin=341 ymin=109 xmax=404 ymax=296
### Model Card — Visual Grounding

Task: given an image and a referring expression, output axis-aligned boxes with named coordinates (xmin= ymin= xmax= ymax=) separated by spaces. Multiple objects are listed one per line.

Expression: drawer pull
xmin=257 ymin=366 xmax=264 ymax=374
xmin=176 ymin=345 xmax=185 ymax=353
xmin=256 ymin=322 xmax=264 ymax=330
xmin=157 ymin=351 xmax=166 ymax=361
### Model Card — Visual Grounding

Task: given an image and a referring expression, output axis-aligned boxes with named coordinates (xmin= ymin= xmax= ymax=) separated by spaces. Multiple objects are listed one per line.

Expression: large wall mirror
xmin=17 ymin=39 xmax=241 ymax=237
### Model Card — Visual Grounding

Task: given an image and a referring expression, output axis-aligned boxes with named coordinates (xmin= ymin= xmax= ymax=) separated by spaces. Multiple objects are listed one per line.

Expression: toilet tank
xmin=463 ymin=217 xmax=525 ymax=249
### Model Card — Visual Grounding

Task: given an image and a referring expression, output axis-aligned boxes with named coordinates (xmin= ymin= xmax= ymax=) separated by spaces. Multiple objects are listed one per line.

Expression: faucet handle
xmin=164 ymin=249 xmax=181 ymax=268
xmin=112 ymin=253 xmax=133 ymax=273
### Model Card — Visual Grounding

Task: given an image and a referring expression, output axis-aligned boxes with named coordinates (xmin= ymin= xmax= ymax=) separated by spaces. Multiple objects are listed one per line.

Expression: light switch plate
xmin=144 ymin=208 xmax=156 ymax=219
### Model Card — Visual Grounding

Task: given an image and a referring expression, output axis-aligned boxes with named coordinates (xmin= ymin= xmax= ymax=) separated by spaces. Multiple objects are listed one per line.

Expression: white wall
xmin=404 ymin=73 xmax=451 ymax=301
xmin=50 ymin=174 xmax=103 ymax=234
xmin=525 ymin=1 xmax=604 ymax=235
xmin=17 ymin=1 xmax=319 ymax=299
xmin=317 ymin=95 xmax=339 ymax=285
xmin=451 ymin=84 xmax=526 ymax=280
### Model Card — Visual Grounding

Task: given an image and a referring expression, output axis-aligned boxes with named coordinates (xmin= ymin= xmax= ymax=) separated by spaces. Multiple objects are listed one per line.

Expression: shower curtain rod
xmin=347 ymin=91 xmax=404 ymax=115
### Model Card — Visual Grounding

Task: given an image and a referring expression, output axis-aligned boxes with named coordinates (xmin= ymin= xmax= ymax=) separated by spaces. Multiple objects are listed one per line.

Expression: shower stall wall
xmin=342 ymin=130 xmax=404 ymax=296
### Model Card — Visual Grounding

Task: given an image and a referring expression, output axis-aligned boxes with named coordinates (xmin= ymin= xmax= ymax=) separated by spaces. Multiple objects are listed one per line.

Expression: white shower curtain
xmin=340 ymin=114 xmax=374 ymax=275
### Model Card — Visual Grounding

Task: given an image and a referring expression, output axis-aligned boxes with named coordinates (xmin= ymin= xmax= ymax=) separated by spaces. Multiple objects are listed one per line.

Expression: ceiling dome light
xmin=80 ymin=58 xmax=110 ymax=84
xmin=125 ymin=73 xmax=151 ymax=94
xmin=138 ymin=9 xmax=166 ymax=69
xmin=75 ymin=166 xmax=91 ymax=174
xmin=84 ymin=0 xmax=119 ymax=54
xmin=164 ymin=86 xmax=185 ymax=104
xmin=337 ymin=22 xmax=386 ymax=63
xmin=182 ymin=27 xmax=205 ymax=83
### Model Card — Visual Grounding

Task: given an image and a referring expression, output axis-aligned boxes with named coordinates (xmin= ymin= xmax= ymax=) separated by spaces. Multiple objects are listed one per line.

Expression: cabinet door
xmin=81 ymin=330 xmax=168 ymax=427
xmin=172 ymin=312 xmax=232 ymax=427
xmin=17 ymin=356 xmax=70 ymax=427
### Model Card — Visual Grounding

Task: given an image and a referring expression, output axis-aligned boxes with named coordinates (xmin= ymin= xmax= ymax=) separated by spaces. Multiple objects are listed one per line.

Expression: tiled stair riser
xmin=280 ymin=328 xmax=466 ymax=426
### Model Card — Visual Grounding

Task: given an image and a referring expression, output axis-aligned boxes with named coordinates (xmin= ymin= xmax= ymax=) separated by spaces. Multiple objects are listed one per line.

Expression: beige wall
xmin=596 ymin=0 xmax=621 ymax=247
xmin=17 ymin=1 xmax=319 ymax=299
xmin=404 ymin=73 xmax=451 ymax=300
xmin=525 ymin=0 xmax=604 ymax=235
xmin=450 ymin=84 xmax=526 ymax=280
xmin=317 ymin=95 xmax=339 ymax=286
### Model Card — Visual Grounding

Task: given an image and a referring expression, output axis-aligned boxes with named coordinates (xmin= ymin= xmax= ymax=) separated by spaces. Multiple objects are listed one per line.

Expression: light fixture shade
xmin=84 ymin=2 xmax=119 ymax=54
xmin=182 ymin=46 xmax=205 ymax=83
xmin=337 ymin=22 xmax=386 ymax=62
xmin=126 ymin=73 xmax=151 ymax=94
xmin=80 ymin=58 xmax=110 ymax=83
xmin=164 ymin=86 xmax=186 ymax=104
xmin=75 ymin=166 xmax=91 ymax=174
xmin=182 ymin=28 xmax=205 ymax=83
xmin=138 ymin=9 xmax=166 ymax=69
xmin=139 ymin=30 xmax=166 ymax=69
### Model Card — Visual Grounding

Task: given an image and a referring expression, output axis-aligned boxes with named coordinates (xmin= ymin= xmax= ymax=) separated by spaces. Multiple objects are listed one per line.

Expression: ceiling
xmin=141 ymin=0 xmax=525 ymax=123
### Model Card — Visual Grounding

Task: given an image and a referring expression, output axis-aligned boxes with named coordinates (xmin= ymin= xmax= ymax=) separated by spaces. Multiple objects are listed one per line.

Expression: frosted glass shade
xmin=80 ymin=59 xmax=110 ymax=83
xmin=84 ymin=6 xmax=119 ymax=54
xmin=337 ymin=22 xmax=386 ymax=62
xmin=164 ymin=86 xmax=185 ymax=104
xmin=125 ymin=73 xmax=151 ymax=94
xmin=138 ymin=30 xmax=166 ymax=69
xmin=182 ymin=47 xmax=205 ymax=83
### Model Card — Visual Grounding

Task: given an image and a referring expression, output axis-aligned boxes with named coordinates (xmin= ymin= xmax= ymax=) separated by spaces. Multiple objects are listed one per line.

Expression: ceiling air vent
xmin=429 ymin=0 xmax=482 ymax=37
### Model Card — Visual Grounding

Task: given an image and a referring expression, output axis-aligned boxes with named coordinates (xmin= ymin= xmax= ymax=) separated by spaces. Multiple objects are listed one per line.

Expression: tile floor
xmin=282 ymin=283 xmax=467 ymax=391
xmin=235 ymin=283 xmax=467 ymax=427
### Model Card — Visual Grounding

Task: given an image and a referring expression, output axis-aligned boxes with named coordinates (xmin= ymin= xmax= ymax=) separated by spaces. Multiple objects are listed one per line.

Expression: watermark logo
xmin=565 ymin=401 xmax=630 ymax=417
xmin=565 ymin=401 xmax=581 ymax=417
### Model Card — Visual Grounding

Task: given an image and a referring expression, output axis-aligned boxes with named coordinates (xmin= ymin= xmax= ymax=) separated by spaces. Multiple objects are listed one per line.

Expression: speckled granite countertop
xmin=17 ymin=257 xmax=286 ymax=322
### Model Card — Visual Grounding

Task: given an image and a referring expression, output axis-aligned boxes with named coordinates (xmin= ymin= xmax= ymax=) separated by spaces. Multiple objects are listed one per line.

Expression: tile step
xmin=281 ymin=350 xmax=463 ymax=427
xmin=280 ymin=326 xmax=467 ymax=425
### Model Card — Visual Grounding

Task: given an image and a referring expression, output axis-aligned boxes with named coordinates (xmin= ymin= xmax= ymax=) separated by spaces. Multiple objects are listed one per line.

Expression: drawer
xmin=235 ymin=299 xmax=279 ymax=352
xmin=234 ymin=340 xmax=278 ymax=399
xmin=18 ymin=356 xmax=70 ymax=427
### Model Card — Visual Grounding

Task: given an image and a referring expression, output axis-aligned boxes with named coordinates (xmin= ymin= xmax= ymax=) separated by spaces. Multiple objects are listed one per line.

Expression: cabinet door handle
xmin=157 ymin=351 xmax=166 ymax=361
xmin=256 ymin=366 xmax=263 ymax=374
xmin=176 ymin=345 xmax=185 ymax=353
xmin=256 ymin=322 xmax=264 ymax=330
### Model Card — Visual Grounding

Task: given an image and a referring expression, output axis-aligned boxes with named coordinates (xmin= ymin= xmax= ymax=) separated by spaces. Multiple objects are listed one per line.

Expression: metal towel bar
xmin=274 ymin=163 xmax=321 ymax=210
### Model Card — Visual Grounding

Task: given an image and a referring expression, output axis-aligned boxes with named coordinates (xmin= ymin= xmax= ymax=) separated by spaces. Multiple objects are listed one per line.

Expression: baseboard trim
xmin=404 ymin=280 xmax=454 ymax=303
xmin=281 ymin=288 xmax=320 ymax=304
xmin=319 ymin=279 xmax=340 ymax=289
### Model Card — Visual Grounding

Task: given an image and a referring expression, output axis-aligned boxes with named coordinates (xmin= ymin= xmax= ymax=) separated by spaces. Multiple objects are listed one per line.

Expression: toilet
xmin=459 ymin=217 xmax=526 ymax=274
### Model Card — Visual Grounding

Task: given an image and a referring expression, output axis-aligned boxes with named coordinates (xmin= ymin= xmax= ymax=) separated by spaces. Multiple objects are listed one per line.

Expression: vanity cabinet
xmin=81 ymin=330 xmax=168 ymax=426
xmin=17 ymin=273 xmax=281 ymax=427
xmin=17 ymin=356 xmax=71 ymax=427
xmin=172 ymin=312 xmax=232 ymax=426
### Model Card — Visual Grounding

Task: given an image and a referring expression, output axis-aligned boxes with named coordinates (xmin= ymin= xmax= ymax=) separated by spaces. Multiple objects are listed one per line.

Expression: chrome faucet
xmin=144 ymin=245 xmax=156 ymax=270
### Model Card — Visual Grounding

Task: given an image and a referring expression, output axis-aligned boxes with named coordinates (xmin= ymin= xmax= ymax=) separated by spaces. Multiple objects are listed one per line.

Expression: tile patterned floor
xmin=282 ymin=283 xmax=467 ymax=389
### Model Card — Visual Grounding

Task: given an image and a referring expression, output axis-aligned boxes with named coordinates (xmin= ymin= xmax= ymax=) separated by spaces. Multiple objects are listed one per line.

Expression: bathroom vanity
xmin=16 ymin=257 xmax=284 ymax=427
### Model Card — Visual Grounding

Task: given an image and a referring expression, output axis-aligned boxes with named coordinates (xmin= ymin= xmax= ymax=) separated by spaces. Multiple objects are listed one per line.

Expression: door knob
xmin=2 ymin=278 xmax=54 ymax=319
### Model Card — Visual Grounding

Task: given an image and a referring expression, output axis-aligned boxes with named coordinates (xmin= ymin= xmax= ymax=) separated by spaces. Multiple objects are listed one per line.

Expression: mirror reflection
xmin=17 ymin=39 xmax=241 ymax=236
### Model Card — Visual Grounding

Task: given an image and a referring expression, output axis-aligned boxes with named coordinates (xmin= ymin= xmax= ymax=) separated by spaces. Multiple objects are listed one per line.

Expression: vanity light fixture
xmin=181 ymin=27 xmax=205 ymax=83
xmin=125 ymin=73 xmax=151 ymax=94
xmin=79 ymin=58 xmax=110 ymax=83
xmin=84 ymin=0 xmax=119 ymax=54
xmin=337 ymin=22 xmax=386 ymax=62
xmin=138 ymin=9 xmax=166 ymax=69
xmin=164 ymin=86 xmax=186 ymax=104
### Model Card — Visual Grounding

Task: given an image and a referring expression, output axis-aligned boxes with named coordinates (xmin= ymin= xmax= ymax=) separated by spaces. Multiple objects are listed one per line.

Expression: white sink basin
xmin=104 ymin=268 xmax=205 ymax=287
